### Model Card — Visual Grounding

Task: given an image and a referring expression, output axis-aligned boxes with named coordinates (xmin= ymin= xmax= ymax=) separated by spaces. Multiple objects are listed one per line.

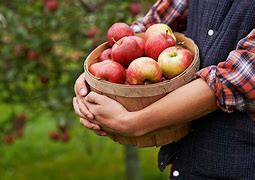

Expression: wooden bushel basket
xmin=84 ymin=32 xmax=200 ymax=148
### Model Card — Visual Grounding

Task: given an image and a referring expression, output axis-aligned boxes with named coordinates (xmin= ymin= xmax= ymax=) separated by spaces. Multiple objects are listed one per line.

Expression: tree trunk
xmin=124 ymin=145 xmax=141 ymax=180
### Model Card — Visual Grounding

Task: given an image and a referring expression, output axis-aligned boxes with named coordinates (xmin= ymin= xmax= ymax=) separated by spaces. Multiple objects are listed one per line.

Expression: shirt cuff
xmin=195 ymin=66 xmax=247 ymax=113
xmin=130 ymin=24 xmax=146 ymax=33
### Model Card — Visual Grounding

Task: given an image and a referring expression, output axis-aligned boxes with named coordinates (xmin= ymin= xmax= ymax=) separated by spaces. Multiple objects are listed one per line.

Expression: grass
xmin=0 ymin=105 xmax=168 ymax=180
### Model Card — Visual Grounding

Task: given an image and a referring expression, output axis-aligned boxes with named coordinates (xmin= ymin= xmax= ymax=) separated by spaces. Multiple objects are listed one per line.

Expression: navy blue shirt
xmin=158 ymin=0 xmax=255 ymax=179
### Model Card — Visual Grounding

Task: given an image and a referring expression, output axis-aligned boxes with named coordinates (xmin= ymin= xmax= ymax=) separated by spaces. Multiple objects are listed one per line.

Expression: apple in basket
xmin=98 ymin=48 xmax=112 ymax=61
xmin=111 ymin=36 xmax=144 ymax=68
xmin=158 ymin=46 xmax=193 ymax=79
xmin=107 ymin=22 xmax=134 ymax=47
xmin=127 ymin=57 xmax=162 ymax=85
xmin=145 ymin=23 xmax=176 ymax=42
xmin=130 ymin=36 xmax=145 ymax=53
xmin=89 ymin=60 xmax=126 ymax=84
xmin=145 ymin=32 xmax=176 ymax=60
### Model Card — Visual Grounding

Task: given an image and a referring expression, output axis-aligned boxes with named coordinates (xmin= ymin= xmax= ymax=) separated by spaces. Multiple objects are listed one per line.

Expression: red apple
xmin=60 ymin=131 xmax=70 ymax=142
xmin=85 ymin=27 xmax=100 ymax=38
xmin=15 ymin=112 xmax=26 ymax=129
xmin=158 ymin=46 xmax=193 ymax=79
xmin=127 ymin=57 xmax=162 ymax=85
xmin=145 ymin=23 xmax=176 ymax=42
xmin=89 ymin=60 xmax=126 ymax=84
xmin=3 ymin=135 xmax=14 ymax=145
xmin=99 ymin=48 xmax=112 ymax=61
xmin=27 ymin=50 xmax=39 ymax=60
xmin=130 ymin=36 xmax=145 ymax=54
xmin=49 ymin=131 xmax=59 ymax=141
xmin=111 ymin=36 xmax=144 ymax=67
xmin=107 ymin=22 xmax=134 ymax=47
xmin=128 ymin=3 xmax=142 ymax=16
xmin=45 ymin=0 xmax=58 ymax=12
xmin=145 ymin=33 xmax=176 ymax=60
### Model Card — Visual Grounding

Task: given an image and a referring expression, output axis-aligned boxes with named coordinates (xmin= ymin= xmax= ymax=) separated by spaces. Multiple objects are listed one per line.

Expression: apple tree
xmin=0 ymin=0 xmax=154 ymax=179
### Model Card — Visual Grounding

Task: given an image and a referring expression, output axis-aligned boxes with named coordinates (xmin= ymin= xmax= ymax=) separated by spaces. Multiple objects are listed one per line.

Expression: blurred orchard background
xmin=0 ymin=0 xmax=168 ymax=179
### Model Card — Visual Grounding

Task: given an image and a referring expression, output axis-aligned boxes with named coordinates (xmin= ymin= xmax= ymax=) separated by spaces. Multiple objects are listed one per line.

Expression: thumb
xmin=74 ymin=73 xmax=90 ymax=97
xmin=85 ymin=91 xmax=105 ymax=105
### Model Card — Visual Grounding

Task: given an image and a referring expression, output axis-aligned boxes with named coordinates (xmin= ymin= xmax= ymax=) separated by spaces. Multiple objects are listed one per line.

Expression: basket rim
xmin=84 ymin=32 xmax=200 ymax=97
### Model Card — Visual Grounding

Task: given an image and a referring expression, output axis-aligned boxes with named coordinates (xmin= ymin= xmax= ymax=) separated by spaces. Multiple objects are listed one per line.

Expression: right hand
xmin=73 ymin=73 xmax=107 ymax=136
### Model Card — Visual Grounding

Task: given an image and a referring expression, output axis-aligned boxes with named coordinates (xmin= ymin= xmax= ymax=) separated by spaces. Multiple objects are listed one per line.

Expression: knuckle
xmin=84 ymin=113 xmax=91 ymax=118
xmin=74 ymin=107 xmax=80 ymax=116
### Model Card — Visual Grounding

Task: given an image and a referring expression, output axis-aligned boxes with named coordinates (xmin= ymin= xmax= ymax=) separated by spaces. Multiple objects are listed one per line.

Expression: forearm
xmin=129 ymin=78 xmax=218 ymax=136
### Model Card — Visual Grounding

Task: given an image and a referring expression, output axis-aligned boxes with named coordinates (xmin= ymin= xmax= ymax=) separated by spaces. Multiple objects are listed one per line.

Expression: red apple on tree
xmin=3 ymin=135 xmax=14 ymax=145
xmin=145 ymin=23 xmax=176 ymax=42
xmin=27 ymin=49 xmax=39 ymax=61
xmin=127 ymin=57 xmax=162 ymax=85
xmin=15 ymin=112 xmax=26 ymax=130
xmin=128 ymin=3 xmax=142 ymax=16
xmin=60 ymin=131 xmax=70 ymax=143
xmin=85 ymin=27 xmax=100 ymax=38
xmin=145 ymin=32 xmax=176 ymax=60
xmin=99 ymin=48 xmax=112 ymax=61
xmin=107 ymin=22 xmax=134 ymax=47
xmin=111 ymin=36 xmax=144 ymax=67
xmin=44 ymin=0 xmax=58 ymax=13
xmin=49 ymin=130 xmax=59 ymax=141
xmin=158 ymin=46 xmax=193 ymax=79
xmin=89 ymin=60 xmax=126 ymax=84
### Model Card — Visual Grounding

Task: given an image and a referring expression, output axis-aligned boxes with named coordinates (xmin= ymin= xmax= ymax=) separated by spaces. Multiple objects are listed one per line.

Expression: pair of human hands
xmin=73 ymin=73 xmax=133 ymax=136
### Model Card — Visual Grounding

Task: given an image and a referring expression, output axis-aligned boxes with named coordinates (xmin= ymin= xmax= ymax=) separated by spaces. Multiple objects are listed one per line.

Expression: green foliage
xmin=0 ymin=111 xmax=168 ymax=179
xmin=0 ymin=0 xmax=167 ymax=179
xmin=0 ymin=0 xmax=153 ymax=133
xmin=0 ymin=1 xmax=168 ymax=179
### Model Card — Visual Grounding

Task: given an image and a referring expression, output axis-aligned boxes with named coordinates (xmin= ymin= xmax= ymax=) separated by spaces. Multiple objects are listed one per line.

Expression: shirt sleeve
xmin=196 ymin=29 xmax=255 ymax=113
xmin=130 ymin=0 xmax=188 ymax=33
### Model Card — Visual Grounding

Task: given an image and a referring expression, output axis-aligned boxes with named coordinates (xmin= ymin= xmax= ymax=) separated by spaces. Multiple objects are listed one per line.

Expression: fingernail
xmin=87 ymin=113 xmax=94 ymax=119
xmin=80 ymin=88 xmax=87 ymax=96
xmin=92 ymin=126 xmax=99 ymax=130
xmin=101 ymin=132 xmax=107 ymax=136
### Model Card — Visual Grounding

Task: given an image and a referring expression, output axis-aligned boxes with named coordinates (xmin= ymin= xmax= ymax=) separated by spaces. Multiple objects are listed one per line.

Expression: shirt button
xmin=173 ymin=170 xmax=180 ymax=177
xmin=208 ymin=29 xmax=214 ymax=36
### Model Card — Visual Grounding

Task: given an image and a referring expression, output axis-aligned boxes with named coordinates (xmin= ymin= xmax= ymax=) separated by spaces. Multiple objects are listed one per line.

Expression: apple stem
xmin=177 ymin=41 xmax=185 ymax=45
xmin=165 ymin=30 xmax=169 ymax=38
xmin=176 ymin=41 xmax=185 ymax=48
xmin=112 ymin=37 xmax=120 ymax=46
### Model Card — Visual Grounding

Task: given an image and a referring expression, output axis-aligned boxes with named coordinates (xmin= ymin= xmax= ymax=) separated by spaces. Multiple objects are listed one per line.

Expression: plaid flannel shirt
xmin=131 ymin=0 xmax=255 ymax=113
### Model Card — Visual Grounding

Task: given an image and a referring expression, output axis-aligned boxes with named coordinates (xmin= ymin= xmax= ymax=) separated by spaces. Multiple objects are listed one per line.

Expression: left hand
xmin=73 ymin=97 xmax=107 ymax=136
xmin=79 ymin=92 xmax=134 ymax=135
